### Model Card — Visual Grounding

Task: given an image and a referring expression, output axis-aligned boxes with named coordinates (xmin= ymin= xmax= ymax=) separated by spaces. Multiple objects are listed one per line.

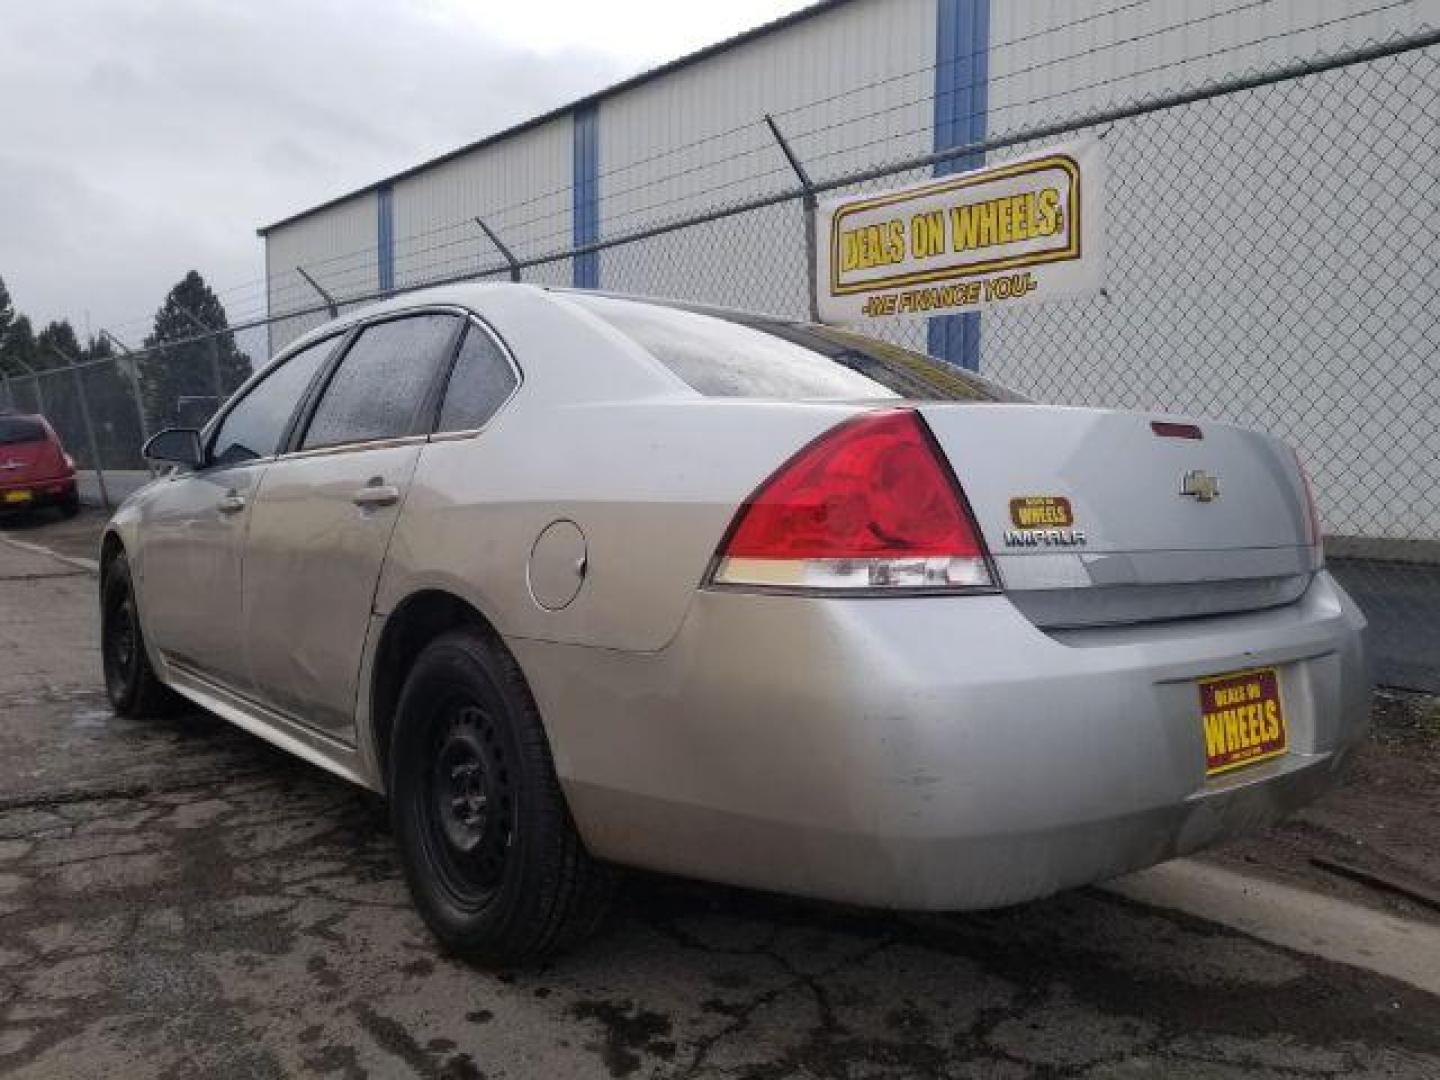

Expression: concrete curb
xmin=1107 ymin=858 xmax=1440 ymax=998
xmin=0 ymin=534 xmax=100 ymax=575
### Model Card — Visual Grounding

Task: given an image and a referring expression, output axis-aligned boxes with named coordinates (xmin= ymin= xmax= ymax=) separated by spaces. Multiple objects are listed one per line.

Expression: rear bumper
xmin=512 ymin=571 xmax=1369 ymax=910
xmin=0 ymin=474 xmax=77 ymax=509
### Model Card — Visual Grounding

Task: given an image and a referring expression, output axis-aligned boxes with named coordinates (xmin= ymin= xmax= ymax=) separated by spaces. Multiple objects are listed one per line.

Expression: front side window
xmin=436 ymin=324 xmax=518 ymax=433
xmin=211 ymin=337 xmax=334 ymax=466
xmin=567 ymin=293 xmax=1024 ymax=403
xmin=301 ymin=314 xmax=458 ymax=450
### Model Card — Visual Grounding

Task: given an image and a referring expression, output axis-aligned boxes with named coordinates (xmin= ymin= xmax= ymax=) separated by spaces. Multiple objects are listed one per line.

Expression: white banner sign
xmin=816 ymin=138 xmax=1105 ymax=325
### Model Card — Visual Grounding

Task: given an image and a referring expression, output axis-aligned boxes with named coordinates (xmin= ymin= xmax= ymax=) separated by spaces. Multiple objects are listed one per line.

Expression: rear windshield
xmin=566 ymin=293 xmax=1024 ymax=402
xmin=0 ymin=418 xmax=46 ymax=446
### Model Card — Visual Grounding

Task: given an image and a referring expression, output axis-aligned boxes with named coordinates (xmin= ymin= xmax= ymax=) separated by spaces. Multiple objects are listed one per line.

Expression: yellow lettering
xmin=1012 ymin=193 xmax=1031 ymax=241
xmin=1204 ymin=713 xmax=1227 ymax=760
xmin=976 ymin=201 xmax=997 ymax=247
xmin=1036 ymin=187 xmax=1062 ymax=235
xmin=910 ymin=212 xmax=945 ymax=259
xmin=950 ymin=205 xmax=979 ymax=251
xmin=1224 ymin=709 xmax=1240 ymax=751
xmin=885 ymin=220 xmax=905 ymax=264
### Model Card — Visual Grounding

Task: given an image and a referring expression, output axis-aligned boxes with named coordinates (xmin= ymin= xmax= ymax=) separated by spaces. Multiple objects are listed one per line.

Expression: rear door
xmin=239 ymin=312 xmax=463 ymax=741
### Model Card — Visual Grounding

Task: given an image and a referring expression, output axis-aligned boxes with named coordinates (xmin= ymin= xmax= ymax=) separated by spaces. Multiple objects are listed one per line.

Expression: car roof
xmin=278 ymin=282 xmax=733 ymax=356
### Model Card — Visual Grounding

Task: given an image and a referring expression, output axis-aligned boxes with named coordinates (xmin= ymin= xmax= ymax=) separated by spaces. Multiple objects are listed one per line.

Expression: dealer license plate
xmin=1198 ymin=667 xmax=1287 ymax=776
xmin=2 ymin=490 xmax=32 ymax=504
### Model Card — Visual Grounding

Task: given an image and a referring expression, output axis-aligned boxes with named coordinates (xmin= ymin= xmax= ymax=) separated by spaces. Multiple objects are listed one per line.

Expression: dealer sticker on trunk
xmin=1199 ymin=667 xmax=1288 ymax=776
xmin=1003 ymin=495 xmax=1086 ymax=547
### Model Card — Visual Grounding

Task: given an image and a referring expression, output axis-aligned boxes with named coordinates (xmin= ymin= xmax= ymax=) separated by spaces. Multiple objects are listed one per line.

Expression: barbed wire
xmin=248 ymin=0 xmax=1424 ymax=318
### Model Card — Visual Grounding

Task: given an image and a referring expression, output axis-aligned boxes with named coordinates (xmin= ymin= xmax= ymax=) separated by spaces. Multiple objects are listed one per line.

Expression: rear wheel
xmin=101 ymin=553 xmax=176 ymax=716
xmin=389 ymin=628 xmax=616 ymax=964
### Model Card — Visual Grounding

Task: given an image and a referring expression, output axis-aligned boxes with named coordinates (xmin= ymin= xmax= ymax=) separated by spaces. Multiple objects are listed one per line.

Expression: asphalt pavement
xmin=2 ymin=536 xmax=1440 ymax=1078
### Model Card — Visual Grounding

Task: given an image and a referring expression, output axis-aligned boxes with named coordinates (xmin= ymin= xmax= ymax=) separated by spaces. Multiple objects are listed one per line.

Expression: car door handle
xmin=352 ymin=484 xmax=400 ymax=508
xmin=217 ymin=493 xmax=246 ymax=515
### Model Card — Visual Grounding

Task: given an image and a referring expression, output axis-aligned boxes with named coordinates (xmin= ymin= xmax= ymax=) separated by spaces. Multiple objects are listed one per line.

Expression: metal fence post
xmin=69 ymin=364 xmax=111 ymax=510
xmin=46 ymin=346 xmax=111 ymax=511
xmin=100 ymin=329 xmax=151 ymax=461
xmin=296 ymin=266 xmax=339 ymax=319
xmin=172 ymin=305 xmax=227 ymax=406
xmin=764 ymin=114 xmax=821 ymax=323
xmin=474 ymin=216 xmax=522 ymax=282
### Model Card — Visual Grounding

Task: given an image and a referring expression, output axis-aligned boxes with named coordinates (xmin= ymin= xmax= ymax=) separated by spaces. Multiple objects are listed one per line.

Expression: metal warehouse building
xmin=258 ymin=0 xmax=1439 ymax=548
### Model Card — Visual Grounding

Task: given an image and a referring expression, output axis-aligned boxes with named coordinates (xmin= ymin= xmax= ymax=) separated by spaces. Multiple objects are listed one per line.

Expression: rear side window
xmin=0 ymin=418 xmax=46 ymax=445
xmin=211 ymin=337 xmax=334 ymax=466
xmin=568 ymin=294 xmax=1022 ymax=402
xmin=302 ymin=314 xmax=459 ymax=450
xmin=436 ymin=324 xmax=518 ymax=433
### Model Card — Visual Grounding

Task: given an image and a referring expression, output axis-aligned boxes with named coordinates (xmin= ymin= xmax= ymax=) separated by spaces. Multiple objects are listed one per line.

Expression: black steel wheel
xmin=100 ymin=552 xmax=175 ymax=717
xmin=389 ymin=627 xmax=616 ymax=964
xmin=422 ymin=700 xmax=516 ymax=910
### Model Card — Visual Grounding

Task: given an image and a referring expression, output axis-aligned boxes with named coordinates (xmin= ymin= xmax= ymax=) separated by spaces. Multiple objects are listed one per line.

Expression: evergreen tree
xmin=140 ymin=270 xmax=253 ymax=427
xmin=35 ymin=319 xmax=85 ymax=369
xmin=4 ymin=315 xmax=39 ymax=375
xmin=0 ymin=276 xmax=13 ymax=350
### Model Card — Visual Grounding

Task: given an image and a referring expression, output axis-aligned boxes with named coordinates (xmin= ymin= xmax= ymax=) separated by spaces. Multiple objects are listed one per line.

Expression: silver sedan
xmin=99 ymin=284 xmax=1369 ymax=963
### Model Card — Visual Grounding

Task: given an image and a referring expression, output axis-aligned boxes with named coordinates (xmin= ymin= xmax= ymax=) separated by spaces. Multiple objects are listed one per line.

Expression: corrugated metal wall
xmin=264 ymin=193 xmax=375 ymax=350
xmin=392 ymin=118 xmax=573 ymax=292
xmin=597 ymin=0 xmax=936 ymax=316
xmin=986 ymin=0 xmax=1439 ymax=131
xmin=977 ymin=0 xmax=1440 ymax=539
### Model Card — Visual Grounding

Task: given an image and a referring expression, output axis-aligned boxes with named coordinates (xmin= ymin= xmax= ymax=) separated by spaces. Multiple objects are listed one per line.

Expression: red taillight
xmin=712 ymin=409 xmax=994 ymax=592
xmin=1292 ymin=448 xmax=1324 ymax=564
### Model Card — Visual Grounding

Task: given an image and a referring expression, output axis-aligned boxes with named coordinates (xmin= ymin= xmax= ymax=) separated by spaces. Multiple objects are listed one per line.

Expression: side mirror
xmin=142 ymin=428 xmax=205 ymax=469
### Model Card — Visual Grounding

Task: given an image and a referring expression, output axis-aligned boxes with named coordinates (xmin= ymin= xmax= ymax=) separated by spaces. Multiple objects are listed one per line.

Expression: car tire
xmin=389 ymin=627 xmax=617 ymax=964
xmin=101 ymin=553 xmax=177 ymax=717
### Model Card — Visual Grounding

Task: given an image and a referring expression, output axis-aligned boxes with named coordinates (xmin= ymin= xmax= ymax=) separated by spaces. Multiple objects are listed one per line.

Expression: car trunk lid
xmin=917 ymin=403 xmax=1319 ymax=627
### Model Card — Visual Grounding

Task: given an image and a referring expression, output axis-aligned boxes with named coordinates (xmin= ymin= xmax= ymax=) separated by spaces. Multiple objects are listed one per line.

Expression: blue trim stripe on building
xmin=377 ymin=184 xmax=395 ymax=293
xmin=573 ymin=104 xmax=600 ymax=288
xmin=928 ymin=0 xmax=989 ymax=371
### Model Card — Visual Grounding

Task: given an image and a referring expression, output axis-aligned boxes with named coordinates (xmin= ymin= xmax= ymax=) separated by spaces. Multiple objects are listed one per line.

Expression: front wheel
xmin=388 ymin=628 xmax=616 ymax=964
xmin=100 ymin=553 xmax=176 ymax=716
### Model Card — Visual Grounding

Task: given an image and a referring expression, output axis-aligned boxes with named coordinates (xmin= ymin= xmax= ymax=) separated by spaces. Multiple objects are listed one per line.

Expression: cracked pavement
xmin=2 ymin=536 xmax=1439 ymax=1078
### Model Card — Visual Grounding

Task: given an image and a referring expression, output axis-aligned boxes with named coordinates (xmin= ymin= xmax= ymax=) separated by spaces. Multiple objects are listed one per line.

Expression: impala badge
xmin=1180 ymin=469 xmax=1220 ymax=502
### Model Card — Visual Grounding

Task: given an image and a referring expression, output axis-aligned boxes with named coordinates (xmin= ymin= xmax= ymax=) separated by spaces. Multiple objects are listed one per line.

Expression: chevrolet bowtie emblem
xmin=1180 ymin=469 xmax=1220 ymax=502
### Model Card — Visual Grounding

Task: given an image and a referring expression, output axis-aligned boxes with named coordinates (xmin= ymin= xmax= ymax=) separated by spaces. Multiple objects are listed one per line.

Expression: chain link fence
xmin=1 ymin=31 xmax=1435 ymax=688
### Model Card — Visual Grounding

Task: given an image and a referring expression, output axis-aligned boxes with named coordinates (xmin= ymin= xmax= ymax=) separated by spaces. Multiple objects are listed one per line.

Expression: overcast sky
xmin=0 ymin=0 xmax=811 ymax=341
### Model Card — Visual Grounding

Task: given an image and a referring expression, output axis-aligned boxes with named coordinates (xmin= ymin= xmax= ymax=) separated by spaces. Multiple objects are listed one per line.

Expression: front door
xmin=239 ymin=312 xmax=462 ymax=742
xmin=138 ymin=461 xmax=262 ymax=688
xmin=139 ymin=334 xmax=338 ymax=690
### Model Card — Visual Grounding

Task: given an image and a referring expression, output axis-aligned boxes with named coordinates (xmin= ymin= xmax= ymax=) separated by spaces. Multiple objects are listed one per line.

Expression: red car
xmin=0 ymin=414 xmax=80 ymax=517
